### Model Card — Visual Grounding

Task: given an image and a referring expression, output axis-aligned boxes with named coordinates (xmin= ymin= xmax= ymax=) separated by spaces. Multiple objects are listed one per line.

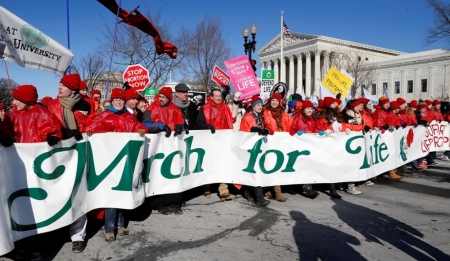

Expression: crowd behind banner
xmin=0 ymin=72 xmax=449 ymax=259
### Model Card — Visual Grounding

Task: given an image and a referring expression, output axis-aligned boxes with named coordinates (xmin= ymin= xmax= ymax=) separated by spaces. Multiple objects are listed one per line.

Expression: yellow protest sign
xmin=321 ymin=67 xmax=353 ymax=97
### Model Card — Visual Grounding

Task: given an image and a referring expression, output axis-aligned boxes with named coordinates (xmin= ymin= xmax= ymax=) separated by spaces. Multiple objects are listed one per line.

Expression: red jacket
xmin=289 ymin=113 xmax=318 ymax=135
xmin=263 ymin=109 xmax=291 ymax=133
xmin=388 ymin=112 xmax=401 ymax=127
xmin=240 ymin=113 xmax=267 ymax=132
xmin=431 ymin=109 xmax=444 ymax=121
xmin=372 ymin=108 xmax=390 ymax=128
xmin=399 ymin=110 xmax=417 ymax=126
xmin=8 ymin=105 xmax=62 ymax=143
xmin=361 ymin=110 xmax=374 ymax=129
xmin=81 ymin=95 xmax=96 ymax=115
xmin=85 ymin=110 xmax=146 ymax=133
xmin=145 ymin=101 xmax=185 ymax=130
xmin=202 ymin=99 xmax=234 ymax=130
xmin=47 ymin=97 xmax=89 ymax=132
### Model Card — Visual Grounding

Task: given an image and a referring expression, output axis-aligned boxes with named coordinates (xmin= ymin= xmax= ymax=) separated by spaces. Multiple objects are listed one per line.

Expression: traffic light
xmin=250 ymin=59 xmax=257 ymax=75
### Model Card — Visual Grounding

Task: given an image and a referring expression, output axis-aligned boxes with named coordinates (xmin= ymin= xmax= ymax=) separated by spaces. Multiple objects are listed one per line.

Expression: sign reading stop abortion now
xmin=322 ymin=66 xmax=353 ymax=97
xmin=123 ymin=64 xmax=150 ymax=91
xmin=224 ymin=55 xmax=260 ymax=100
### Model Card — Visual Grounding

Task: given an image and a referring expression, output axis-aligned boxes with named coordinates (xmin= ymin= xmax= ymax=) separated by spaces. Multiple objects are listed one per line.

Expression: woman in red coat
xmin=85 ymin=88 xmax=146 ymax=242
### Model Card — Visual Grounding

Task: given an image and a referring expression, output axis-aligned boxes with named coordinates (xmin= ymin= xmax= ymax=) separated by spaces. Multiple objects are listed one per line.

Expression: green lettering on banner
xmin=141 ymin=153 xmax=165 ymax=183
xmin=87 ymin=140 xmax=143 ymax=191
xmin=259 ymin=150 xmax=284 ymax=174
xmin=345 ymin=135 xmax=370 ymax=169
xmin=242 ymin=137 xmax=265 ymax=173
xmin=183 ymin=136 xmax=205 ymax=176
xmin=161 ymin=151 xmax=184 ymax=179
xmin=8 ymin=142 xmax=86 ymax=231
xmin=281 ymin=150 xmax=311 ymax=172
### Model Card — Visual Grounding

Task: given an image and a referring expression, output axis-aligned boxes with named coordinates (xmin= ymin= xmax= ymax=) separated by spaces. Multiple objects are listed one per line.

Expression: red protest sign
xmin=211 ymin=65 xmax=231 ymax=87
xmin=123 ymin=64 xmax=150 ymax=91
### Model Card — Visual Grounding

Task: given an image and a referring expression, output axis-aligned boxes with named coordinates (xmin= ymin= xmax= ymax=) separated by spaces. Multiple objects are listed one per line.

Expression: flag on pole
xmin=363 ymin=88 xmax=379 ymax=105
xmin=283 ymin=21 xmax=295 ymax=39
xmin=383 ymin=86 xmax=390 ymax=100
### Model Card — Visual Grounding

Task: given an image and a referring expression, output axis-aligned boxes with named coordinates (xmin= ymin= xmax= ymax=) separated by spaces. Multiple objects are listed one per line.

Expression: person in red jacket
xmin=371 ymin=96 xmax=391 ymax=131
xmin=90 ymin=89 xmax=102 ymax=113
xmin=79 ymin=81 xmax=96 ymax=115
xmin=288 ymin=100 xmax=326 ymax=199
xmin=196 ymin=87 xmax=236 ymax=201
xmin=85 ymin=88 xmax=146 ymax=242
xmin=240 ymin=95 xmax=271 ymax=206
xmin=142 ymin=87 xmax=185 ymax=216
xmin=261 ymin=93 xmax=291 ymax=202
xmin=360 ymin=98 xmax=374 ymax=130
xmin=431 ymin=99 xmax=444 ymax=122
xmin=388 ymin=101 xmax=402 ymax=128
xmin=0 ymin=85 xmax=62 ymax=260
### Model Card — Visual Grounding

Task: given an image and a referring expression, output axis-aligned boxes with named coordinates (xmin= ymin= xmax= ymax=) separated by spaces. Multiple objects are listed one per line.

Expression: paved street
xmin=1 ymin=156 xmax=450 ymax=261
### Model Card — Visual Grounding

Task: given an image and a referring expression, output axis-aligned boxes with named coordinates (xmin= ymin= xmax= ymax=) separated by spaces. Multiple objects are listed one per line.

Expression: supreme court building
xmin=257 ymin=32 xmax=450 ymax=101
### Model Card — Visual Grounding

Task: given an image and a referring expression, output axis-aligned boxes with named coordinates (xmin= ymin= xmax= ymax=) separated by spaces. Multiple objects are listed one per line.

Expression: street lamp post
xmin=242 ymin=23 xmax=258 ymax=74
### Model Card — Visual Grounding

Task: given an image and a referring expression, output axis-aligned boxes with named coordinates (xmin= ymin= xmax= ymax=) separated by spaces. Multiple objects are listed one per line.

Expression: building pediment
xmin=258 ymin=33 xmax=318 ymax=55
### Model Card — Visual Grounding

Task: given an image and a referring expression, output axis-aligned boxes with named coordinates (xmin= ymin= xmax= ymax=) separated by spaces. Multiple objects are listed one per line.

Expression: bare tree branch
xmin=425 ymin=0 xmax=450 ymax=46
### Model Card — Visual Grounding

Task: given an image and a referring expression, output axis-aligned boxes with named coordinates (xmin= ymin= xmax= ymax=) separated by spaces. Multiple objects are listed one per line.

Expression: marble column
xmin=288 ymin=55 xmax=295 ymax=97
xmin=429 ymin=67 xmax=434 ymax=97
xmin=268 ymin=60 xmax=273 ymax=71
xmin=313 ymin=49 xmax=321 ymax=97
xmin=305 ymin=52 xmax=311 ymax=98
xmin=274 ymin=59 xmax=279 ymax=83
xmin=415 ymin=69 xmax=420 ymax=99
xmin=401 ymin=70 xmax=405 ymax=98
xmin=296 ymin=53 xmax=303 ymax=94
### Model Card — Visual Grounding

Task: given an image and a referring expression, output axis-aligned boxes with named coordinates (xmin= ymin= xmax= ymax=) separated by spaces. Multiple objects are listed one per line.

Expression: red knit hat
xmin=379 ymin=96 xmax=389 ymax=107
xmin=419 ymin=101 xmax=428 ymax=110
xmin=60 ymin=73 xmax=81 ymax=91
xmin=336 ymin=98 xmax=342 ymax=106
xmin=41 ymin=96 xmax=53 ymax=106
xmin=302 ymin=100 xmax=315 ymax=109
xmin=270 ymin=93 xmax=283 ymax=104
xmin=91 ymin=89 xmax=101 ymax=96
xmin=396 ymin=97 xmax=406 ymax=106
xmin=12 ymin=85 xmax=38 ymax=105
xmin=158 ymin=87 xmax=173 ymax=101
xmin=110 ymin=88 xmax=126 ymax=100
xmin=390 ymin=101 xmax=399 ymax=110
xmin=80 ymin=81 xmax=88 ymax=90
xmin=125 ymin=89 xmax=139 ymax=101
xmin=425 ymin=100 xmax=432 ymax=106
xmin=0 ymin=103 xmax=5 ymax=110
xmin=323 ymin=97 xmax=336 ymax=107
xmin=410 ymin=100 xmax=418 ymax=108
xmin=318 ymin=99 xmax=324 ymax=108
xmin=432 ymin=99 xmax=441 ymax=106
xmin=359 ymin=98 xmax=370 ymax=105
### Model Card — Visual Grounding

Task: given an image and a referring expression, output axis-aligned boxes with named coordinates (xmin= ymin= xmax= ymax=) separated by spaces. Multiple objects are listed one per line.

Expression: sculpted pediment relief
xmin=260 ymin=35 xmax=311 ymax=53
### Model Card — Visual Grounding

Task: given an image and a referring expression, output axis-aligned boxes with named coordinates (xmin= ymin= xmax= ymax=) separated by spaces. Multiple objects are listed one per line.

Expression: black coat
xmin=177 ymin=101 xmax=199 ymax=130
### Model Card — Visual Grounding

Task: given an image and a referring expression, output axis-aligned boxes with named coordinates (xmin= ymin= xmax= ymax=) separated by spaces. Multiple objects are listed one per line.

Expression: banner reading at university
xmin=0 ymin=122 xmax=449 ymax=255
xmin=224 ymin=55 xmax=260 ymax=100
xmin=0 ymin=6 xmax=73 ymax=75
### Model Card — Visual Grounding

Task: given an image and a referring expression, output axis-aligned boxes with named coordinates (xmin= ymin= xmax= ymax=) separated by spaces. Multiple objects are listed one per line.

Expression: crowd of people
xmin=0 ymin=73 xmax=447 ymax=260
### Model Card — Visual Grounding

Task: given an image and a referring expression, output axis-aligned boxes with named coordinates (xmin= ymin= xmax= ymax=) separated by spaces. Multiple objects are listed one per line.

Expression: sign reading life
xmin=322 ymin=67 xmax=353 ymax=97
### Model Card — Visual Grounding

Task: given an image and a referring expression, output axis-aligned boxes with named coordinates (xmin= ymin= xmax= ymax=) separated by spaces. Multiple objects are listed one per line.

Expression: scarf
xmin=267 ymin=106 xmax=284 ymax=131
xmin=105 ymin=105 xmax=128 ymax=115
xmin=172 ymin=93 xmax=190 ymax=108
xmin=251 ymin=111 xmax=263 ymax=128
xmin=60 ymin=94 xmax=81 ymax=130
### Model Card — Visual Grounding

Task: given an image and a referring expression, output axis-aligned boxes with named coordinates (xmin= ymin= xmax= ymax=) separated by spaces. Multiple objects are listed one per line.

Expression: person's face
xmin=253 ymin=103 xmax=263 ymax=113
xmin=382 ymin=103 xmax=389 ymax=110
xmin=399 ymin=103 xmax=407 ymax=110
xmin=354 ymin=103 xmax=364 ymax=112
xmin=158 ymin=94 xmax=170 ymax=106
xmin=393 ymin=108 xmax=400 ymax=114
xmin=427 ymin=104 xmax=432 ymax=109
xmin=270 ymin=98 xmax=280 ymax=109
xmin=58 ymin=83 xmax=74 ymax=98
xmin=435 ymin=104 xmax=441 ymax=110
xmin=211 ymin=90 xmax=222 ymax=104
xmin=12 ymin=99 xmax=27 ymax=111
xmin=93 ymin=94 xmax=101 ymax=100
xmin=421 ymin=107 xmax=427 ymax=113
xmin=366 ymin=101 xmax=373 ymax=110
xmin=412 ymin=107 xmax=417 ymax=111
xmin=0 ymin=109 xmax=5 ymax=119
xmin=175 ymin=91 xmax=188 ymax=102
xmin=330 ymin=102 xmax=337 ymax=109
xmin=303 ymin=107 xmax=314 ymax=116
xmin=79 ymin=89 xmax=87 ymax=96
xmin=126 ymin=98 xmax=138 ymax=109
xmin=111 ymin=98 xmax=124 ymax=110
xmin=103 ymin=101 xmax=111 ymax=108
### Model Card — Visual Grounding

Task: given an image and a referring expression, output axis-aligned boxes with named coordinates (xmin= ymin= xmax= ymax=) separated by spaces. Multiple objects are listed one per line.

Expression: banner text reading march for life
xmin=0 ymin=122 xmax=449 ymax=255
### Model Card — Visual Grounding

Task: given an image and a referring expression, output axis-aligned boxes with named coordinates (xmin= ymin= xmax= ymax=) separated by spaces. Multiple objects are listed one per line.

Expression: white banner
xmin=0 ymin=6 xmax=73 ymax=75
xmin=0 ymin=123 xmax=449 ymax=255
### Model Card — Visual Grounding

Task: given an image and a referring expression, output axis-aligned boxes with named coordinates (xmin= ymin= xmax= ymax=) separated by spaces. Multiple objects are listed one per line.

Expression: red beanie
xmin=110 ymin=88 xmax=126 ymax=100
xmin=336 ymin=98 xmax=342 ymax=105
xmin=12 ymin=85 xmax=38 ymax=105
xmin=41 ymin=96 xmax=53 ymax=106
xmin=379 ymin=96 xmax=389 ymax=107
xmin=302 ymin=100 xmax=315 ymax=109
xmin=432 ymin=99 xmax=441 ymax=106
xmin=158 ymin=87 xmax=173 ymax=101
xmin=359 ymin=98 xmax=370 ymax=105
xmin=91 ymin=89 xmax=101 ymax=96
xmin=425 ymin=100 xmax=432 ymax=106
xmin=318 ymin=99 xmax=324 ymax=108
xmin=270 ymin=93 xmax=283 ymax=104
xmin=0 ymin=103 xmax=5 ymax=110
xmin=323 ymin=97 xmax=336 ymax=107
xmin=419 ymin=101 xmax=428 ymax=110
xmin=80 ymin=81 xmax=88 ymax=90
xmin=60 ymin=73 xmax=81 ymax=91
xmin=396 ymin=97 xmax=406 ymax=106
xmin=390 ymin=101 xmax=399 ymax=110
xmin=125 ymin=89 xmax=139 ymax=101
xmin=409 ymin=100 xmax=418 ymax=108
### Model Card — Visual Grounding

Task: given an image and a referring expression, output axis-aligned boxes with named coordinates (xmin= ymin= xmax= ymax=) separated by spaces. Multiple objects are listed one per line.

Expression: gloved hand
xmin=137 ymin=129 xmax=146 ymax=137
xmin=413 ymin=124 xmax=418 ymax=128
xmin=318 ymin=131 xmax=325 ymax=136
xmin=383 ymin=124 xmax=390 ymax=130
xmin=250 ymin=127 xmax=260 ymax=133
xmin=47 ymin=136 xmax=60 ymax=146
xmin=388 ymin=126 xmax=395 ymax=132
xmin=325 ymin=129 xmax=332 ymax=136
xmin=185 ymin=127 xmax=190 ymax=135
xmin=374 ymin=127 xmax=380 ymax=132
xmin=67 ymin=129 xmax=83 ymax=141
xmin=261 ymin=128 xmax=269 ymax=136
xmin=381 ymin=128 xmax=386 ymax=134
xmin=402 ymin=123 xmax=407 ymax=129
xmin=438 ymin=120 xmax=442 ymax=123
xmin=86 ymin=132 xmax=93 ymax=137
xmin=363 ymin=125 xmax=371 ymax=133
xmin=164 ymin=125 xmax=172 ymax=137
xmin=0 ymin=136 xmax=15 ymax=147
xmin=296 ymin=131 xmax=303 ymax=136
xmin=174 ymin=124 xmax=183 ymax=137
xmin=345 ymin=128 xmax=351 ymax=135
xmin=395 ymin=125 xmax=400 ymax=130
xmin=206 ymin=124 xmax=216 ymax=134
xmin=234 ymin=92 xmax=242 ymax=101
